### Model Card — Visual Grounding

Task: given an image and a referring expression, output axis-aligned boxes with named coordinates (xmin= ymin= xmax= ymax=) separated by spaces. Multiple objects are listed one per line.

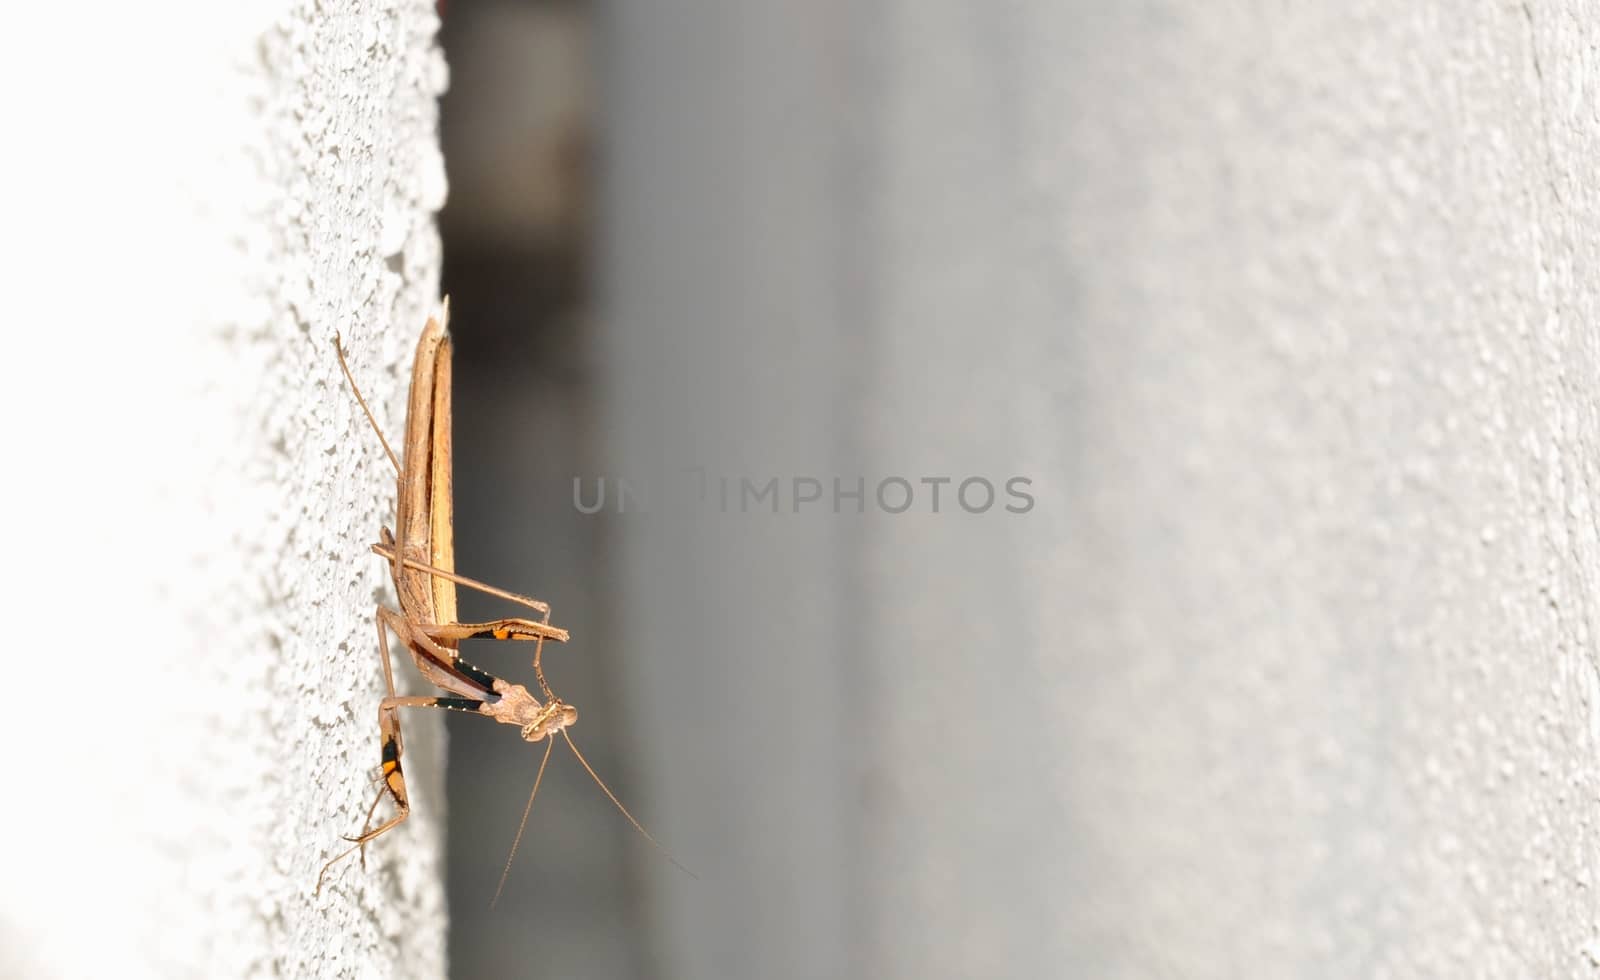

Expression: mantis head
xmin=521 ymin=699 xmax=578 ymax=742
xmin=485 ymin=680 xmax=578 ymax=741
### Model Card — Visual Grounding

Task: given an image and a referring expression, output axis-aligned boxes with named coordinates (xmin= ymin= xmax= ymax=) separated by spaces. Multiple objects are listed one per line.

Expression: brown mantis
xmin=317 ymin=299 xmax=680 ymax=900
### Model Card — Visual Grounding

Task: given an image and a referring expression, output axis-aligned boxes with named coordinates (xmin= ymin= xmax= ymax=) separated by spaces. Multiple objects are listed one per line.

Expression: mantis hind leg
xmin=316 ymin=691 xmax=485 ymax=895
xmin=316 ymin=694 xmax=417 ymax=895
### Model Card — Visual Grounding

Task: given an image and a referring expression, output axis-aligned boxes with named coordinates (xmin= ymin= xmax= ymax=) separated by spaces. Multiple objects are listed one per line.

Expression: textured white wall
xmin=605 ymin=2 xmax=1600 ymax=978
xmin=0 ymin=3 xmax=449 ymax=977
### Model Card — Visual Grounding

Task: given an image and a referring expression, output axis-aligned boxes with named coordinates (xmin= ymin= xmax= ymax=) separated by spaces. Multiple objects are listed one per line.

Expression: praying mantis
xmin=317 ymin=300 xmax=678 ymax=900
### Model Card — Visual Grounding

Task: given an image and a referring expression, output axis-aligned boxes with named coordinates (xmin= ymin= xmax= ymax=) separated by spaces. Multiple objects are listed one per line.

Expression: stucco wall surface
xmin=0 ymin=3 xmax=449 ymax=977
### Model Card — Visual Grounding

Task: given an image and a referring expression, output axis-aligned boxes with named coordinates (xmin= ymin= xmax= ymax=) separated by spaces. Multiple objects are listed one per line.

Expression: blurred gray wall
xmin=434 ymin=5 xmax=643 ymax=979
xmin=598 ymin=3 xmax=1600 ymax=979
